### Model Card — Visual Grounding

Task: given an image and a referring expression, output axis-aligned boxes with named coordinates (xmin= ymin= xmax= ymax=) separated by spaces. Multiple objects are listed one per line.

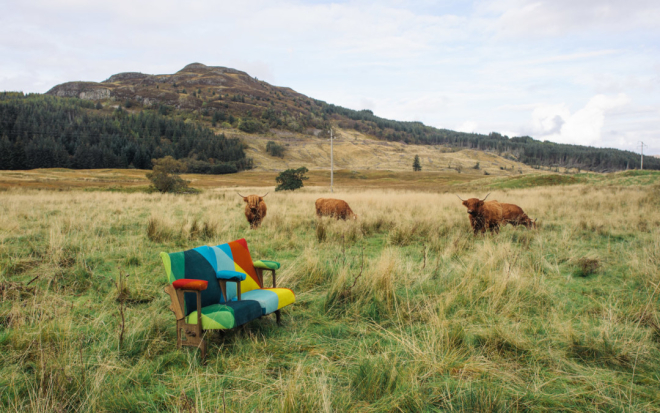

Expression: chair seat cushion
xmin=242 ymin=288 xmax=295 ymax=315
xmin=186 ymin=300 xmax=262 ymax=329
xmin=253 ymin=260 xmax=281 ymax=270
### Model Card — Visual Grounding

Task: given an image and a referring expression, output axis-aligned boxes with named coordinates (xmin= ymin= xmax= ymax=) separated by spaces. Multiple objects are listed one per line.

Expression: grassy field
xmin=1 ymin=171 xmax=660 ymax=412
xmin=227 ymin=127 xmax=536 ymax=175
xmin=0 ymin=168 xmax=484 ymax=192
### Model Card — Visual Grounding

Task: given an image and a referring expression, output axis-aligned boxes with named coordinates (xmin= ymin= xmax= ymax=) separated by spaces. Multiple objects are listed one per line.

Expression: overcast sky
xmin=2 ymin=0 xmax=659 ymax=154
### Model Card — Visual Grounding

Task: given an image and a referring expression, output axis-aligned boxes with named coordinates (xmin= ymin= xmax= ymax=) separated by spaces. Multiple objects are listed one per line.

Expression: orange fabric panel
xmin=229 ymin=240 xmax=260 ymax=288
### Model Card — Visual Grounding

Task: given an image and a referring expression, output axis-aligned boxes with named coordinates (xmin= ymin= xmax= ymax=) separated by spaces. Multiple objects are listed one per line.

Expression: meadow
xmin=1 ymin=172 xmax=659 ymax=412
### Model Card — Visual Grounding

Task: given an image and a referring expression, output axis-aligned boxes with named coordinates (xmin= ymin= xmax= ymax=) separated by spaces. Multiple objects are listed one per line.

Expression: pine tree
xmin=413 ymin=155 xmax=422 ymax=171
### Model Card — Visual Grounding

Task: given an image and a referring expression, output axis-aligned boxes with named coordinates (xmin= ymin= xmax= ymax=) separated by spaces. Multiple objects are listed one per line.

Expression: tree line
xmin=0 ymin=93 xmax=251 ymax=173
xmin=313 ymin=104 xmax=659 ymax=172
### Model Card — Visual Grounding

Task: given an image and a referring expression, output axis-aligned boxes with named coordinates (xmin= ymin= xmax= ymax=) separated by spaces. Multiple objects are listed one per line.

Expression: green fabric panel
xmin=186 ymin=304 xmax=236 ymax=330
xmin=169 ymin=251 xmax=185 ymax=281
xmin=253 ymin=260 xmax=280 ymax=270
xmin=160 ymin=252 xmax=173 ymax=283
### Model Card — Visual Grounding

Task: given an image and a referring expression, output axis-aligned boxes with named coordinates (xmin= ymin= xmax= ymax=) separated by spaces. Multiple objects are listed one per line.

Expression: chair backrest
xmin=160 ymin=246 xmax=222 ymax=315
xmin=213 ymin=238 xmax=262 ymax=301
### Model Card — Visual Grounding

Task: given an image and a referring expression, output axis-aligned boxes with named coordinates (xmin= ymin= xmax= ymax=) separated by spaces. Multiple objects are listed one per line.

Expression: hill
xmin=42 ymin=62 xmax=658 ymax=172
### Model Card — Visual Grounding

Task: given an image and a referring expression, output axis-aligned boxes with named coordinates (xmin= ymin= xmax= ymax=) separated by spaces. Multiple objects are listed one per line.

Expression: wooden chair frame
xmin=164 ymin=278 xmax=241 ymax=360
xmin=164 ymin=268 xmax=284 ymax=360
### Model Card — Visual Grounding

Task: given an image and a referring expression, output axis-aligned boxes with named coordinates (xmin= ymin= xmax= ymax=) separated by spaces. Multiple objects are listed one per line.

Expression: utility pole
xmin=330 ymin=128 xmax=334 ymax=193
xmin=639 ymin=141 xmax=645 ymax=170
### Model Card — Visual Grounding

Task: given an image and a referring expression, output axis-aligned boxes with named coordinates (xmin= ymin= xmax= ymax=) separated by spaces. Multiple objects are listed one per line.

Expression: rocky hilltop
xmin=44 ymin=63 xmax=654 ymax=172
xmin=47 ymin=63 xmax=307 ymax=112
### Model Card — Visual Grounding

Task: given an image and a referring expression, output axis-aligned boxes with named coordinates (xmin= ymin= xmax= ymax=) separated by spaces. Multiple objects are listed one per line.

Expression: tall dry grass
xmin=0 ymin=184 xmax=659 ymax=411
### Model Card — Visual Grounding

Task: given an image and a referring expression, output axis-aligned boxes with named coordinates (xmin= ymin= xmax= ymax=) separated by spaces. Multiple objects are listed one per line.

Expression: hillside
xmin=41 ymin=63 xmax=658 ymax=172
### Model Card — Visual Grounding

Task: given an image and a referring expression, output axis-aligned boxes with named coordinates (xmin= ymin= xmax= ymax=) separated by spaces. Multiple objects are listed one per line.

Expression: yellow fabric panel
xmin=236 ymin=261 xmax=260 ymax=294
xmin=265 ymin=288 xmax=296 ymax=310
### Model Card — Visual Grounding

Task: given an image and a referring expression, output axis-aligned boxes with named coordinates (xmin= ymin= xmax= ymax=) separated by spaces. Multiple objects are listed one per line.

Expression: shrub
xmin=238 ymin=118 xmax=267 ymax=133
xmin=266 ymin=141 xmax=286 ymax=158
xmin=146 ymin=156 xmax=190 ymax=193
xmin=275 ymin=167 xmax=309 ymax=191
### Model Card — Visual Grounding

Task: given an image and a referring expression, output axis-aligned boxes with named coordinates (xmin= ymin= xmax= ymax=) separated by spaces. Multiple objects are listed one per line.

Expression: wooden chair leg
xmin=200 ymin=334 xmax=207 ymax=362
xmin=275 ymin=309 xmax=281 ymax=325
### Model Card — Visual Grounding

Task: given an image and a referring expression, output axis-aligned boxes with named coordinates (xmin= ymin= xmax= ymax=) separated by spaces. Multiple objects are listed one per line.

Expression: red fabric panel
xmin=235 ymin=238 xmax=249 ymax=251
xmin=172 ymin=279 xmax=208 ymax=291
xmin=229 ymin=240 xmax=261 ymax=287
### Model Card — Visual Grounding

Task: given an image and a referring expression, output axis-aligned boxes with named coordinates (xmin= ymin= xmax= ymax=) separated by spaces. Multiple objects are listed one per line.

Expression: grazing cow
xmin=239 ymin=192 xmax=268 ymax=229
xmin=457 ymin=193 xmax=503 ymax=235
xmin=500 ymin=203 xmax=537 ymax=229
xmin=315 ymin=198 xmax=357 ymax=220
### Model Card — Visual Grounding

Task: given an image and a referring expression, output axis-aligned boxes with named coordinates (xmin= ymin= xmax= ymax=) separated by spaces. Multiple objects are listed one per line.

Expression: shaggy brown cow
xmin=457 ymin=193 xmax=503 ymax=235
xmin=315 ymin=198 xmax=357 ymax=220
xmin=500 ymin=203 xmax=537 ymax=229
xmin=239 ymin=193 xmax=268 ymax=229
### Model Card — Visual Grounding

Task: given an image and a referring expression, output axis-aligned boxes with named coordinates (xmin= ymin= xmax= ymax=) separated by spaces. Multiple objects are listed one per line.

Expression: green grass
xmin=481 ymin=170 xmax=660 ymax=190
xmin=0 ymin=185 xmax=659 ymax=411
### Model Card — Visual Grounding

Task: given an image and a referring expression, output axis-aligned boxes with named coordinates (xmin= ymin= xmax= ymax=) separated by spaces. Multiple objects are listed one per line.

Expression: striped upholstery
xmin=213 ymin=239 xmax=295 ymax=315
xmin=160 ymin=246 xmax=262 ymax=330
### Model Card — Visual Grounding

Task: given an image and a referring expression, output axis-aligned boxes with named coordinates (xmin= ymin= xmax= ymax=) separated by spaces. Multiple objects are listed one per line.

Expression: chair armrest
xmin=216 ymin=270 xmax=247 ymax=281
xmin=253 ymin=260 xmax=280 ymax=270
xmin=255 ymin=267 xmax=277 ymax=288
xmin=164 ymin=283 xmax=204 ymax=326
xmin=172 ymin=279 xmax=208 ymax=290
xmin=217 ymin=278 xmax=242 ymax=302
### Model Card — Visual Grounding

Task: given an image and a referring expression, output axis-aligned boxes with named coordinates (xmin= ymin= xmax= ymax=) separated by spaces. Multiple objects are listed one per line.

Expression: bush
xmin=146 ymin=156 xmax=190 ymax=193
xmin=238 ymin=118 xmax=267 ymax=133
xmin=266 ymin=141 xmax=285 ymax=158
xmin=275 ymin=167 xmax=309 ymax=191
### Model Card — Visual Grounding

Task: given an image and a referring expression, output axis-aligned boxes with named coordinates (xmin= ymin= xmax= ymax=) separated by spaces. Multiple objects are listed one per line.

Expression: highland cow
xmin=500 ymin=203 xmax=537 ymax=229
xmin=315 ymin=198 xmax=357 ymax=220
xmin=457 ymin=193 xmax=503 ymax=235
xmin=239 ymin=193 xmax=268 ymax=229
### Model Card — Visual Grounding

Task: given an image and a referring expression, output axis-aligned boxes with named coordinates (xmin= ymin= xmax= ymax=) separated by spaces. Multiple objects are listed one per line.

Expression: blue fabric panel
xmin=182 ymin=249 xmax=221 ymax=316
xmin=212 ymin=245 xmax=235 ymax=272
xmin=219 ymin=281 xmax=238 ymax=303
xmin=241 ymin=289 xmax=279 ymax=315
xmin=216 ymin=270 xmax=246 ymax=281
xmin=224 ymin=300 xmax=262 ymax=326
xmin=193 ymin=246 xmax=217 ymax=271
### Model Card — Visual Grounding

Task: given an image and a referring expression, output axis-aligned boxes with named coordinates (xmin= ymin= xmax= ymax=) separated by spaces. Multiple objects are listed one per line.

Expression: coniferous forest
xmin=0 ymin=93 xmax=250 ymax=173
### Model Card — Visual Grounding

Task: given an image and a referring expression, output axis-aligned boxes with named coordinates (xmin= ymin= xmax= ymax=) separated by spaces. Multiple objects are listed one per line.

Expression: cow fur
xmin=500 ymin=203 xmax=536 ymax=228
xmin=459 ymin=195 xmax=503 ymax=235
xmin=315 ymin=198 xmax=357 ymax=220
xmin=241 ymin=194 xmax=267 ymax=229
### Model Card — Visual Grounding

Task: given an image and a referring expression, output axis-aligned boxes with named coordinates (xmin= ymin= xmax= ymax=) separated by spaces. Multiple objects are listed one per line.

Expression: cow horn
xmin=237 ymin=192 xmax=246 ymax=198
xmin=481 ymin=193 xmax=490 ymax=201
xmin=261 ymin=192 xmax=269 ymax=198
xmin=455 ymin=194 xmax=465 ymax=201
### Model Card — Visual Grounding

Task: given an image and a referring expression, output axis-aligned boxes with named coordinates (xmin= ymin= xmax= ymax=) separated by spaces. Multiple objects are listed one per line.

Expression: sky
xmin=2 ymin=0 xmax=659 ymax=154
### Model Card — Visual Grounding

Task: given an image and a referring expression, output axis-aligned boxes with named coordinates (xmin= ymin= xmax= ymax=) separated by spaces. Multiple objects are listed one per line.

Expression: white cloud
xmin=1 ymin=0 xmax=660 ymax=153
xmin=457 ymin=121 xmax=479 ymax=133
xmin=529 ymin=94 xmax=631 ymax=145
